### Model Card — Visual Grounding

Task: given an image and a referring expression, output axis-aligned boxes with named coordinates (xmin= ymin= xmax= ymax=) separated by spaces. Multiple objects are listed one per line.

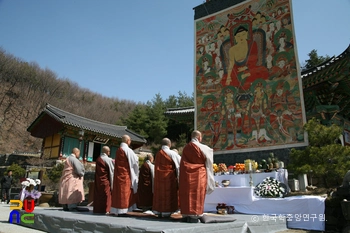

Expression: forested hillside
xmin=0 ymin=48 xmax=193 ymax=155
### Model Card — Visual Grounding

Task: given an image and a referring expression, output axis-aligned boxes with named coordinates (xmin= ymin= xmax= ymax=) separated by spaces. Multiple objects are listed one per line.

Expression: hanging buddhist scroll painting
xmin=195 ymin=0 xmax=307 ymax=153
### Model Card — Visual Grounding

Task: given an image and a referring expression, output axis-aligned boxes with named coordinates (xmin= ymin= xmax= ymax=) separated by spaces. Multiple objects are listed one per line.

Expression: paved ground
xmin=0 ymin=203 xmax=323 ymax=233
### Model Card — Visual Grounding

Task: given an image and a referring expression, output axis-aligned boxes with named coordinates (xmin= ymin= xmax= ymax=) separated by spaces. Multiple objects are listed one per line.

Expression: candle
xmin=248 ymin=162 xmax=252 ymax=171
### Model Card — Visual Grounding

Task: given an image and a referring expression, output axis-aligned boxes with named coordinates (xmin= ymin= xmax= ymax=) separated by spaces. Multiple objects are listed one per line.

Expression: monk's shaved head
xmin=161 ymin=138 xmax=171 ymax=147
xmin=102 ymin=146 xmax=110 ymax=153
xmin=72 ymin=148 xmax=80 ymax=158
xmin=122 ymin=135 xmax=131 ymax=143
xmin=72 ymin=148 xmax=80 ymax=154
xmin=191 ymin=130 xmax=201 ymax=139
xmin=146 ymin=154 xmax=154 ymax=163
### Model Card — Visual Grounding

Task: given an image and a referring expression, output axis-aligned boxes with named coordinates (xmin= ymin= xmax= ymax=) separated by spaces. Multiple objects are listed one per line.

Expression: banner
xmin=195 ymin=0 xmax=307 ymax=152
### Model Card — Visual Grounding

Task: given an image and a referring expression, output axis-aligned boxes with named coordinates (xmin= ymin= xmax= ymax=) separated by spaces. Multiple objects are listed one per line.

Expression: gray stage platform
xmin=12 ymin=206 xmax=289 ymax=233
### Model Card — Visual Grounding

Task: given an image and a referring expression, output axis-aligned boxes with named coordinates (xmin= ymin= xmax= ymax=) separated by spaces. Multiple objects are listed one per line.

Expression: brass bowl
xmin=221 ymin=180 xmax=230 ymax=187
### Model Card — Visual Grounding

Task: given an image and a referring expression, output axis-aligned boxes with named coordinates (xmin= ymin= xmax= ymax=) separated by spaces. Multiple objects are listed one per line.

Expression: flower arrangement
xmin=19 ymin=178 xmax=42 ymax=201
xmin=254 ymin=177 xmax=286 ymax=198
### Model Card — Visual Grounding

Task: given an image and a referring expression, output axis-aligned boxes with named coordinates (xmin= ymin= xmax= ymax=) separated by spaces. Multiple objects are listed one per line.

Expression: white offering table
xmin=204 ymin=193 xmax=325 ymax=231
xmin=204 ymin=169 xmax=325 ymax=231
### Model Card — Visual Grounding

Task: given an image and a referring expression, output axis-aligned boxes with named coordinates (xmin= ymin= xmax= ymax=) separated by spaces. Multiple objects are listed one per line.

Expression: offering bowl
xmin=221 ymin=180 xmax=230 ymax=187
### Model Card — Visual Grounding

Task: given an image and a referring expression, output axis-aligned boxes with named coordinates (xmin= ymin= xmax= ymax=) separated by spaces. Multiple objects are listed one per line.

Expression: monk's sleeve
xmin=127 ymin=149 xmax=139 ymax=193
xmin=147 ymin=161 xmax=155 ymax=193
xmin=70 ymin=157 xmax=85 ymax=177
xmin=201 ymin=145 xmax=215 ymax=194
xmin=103 ymin=156 xmax=115 ymax=189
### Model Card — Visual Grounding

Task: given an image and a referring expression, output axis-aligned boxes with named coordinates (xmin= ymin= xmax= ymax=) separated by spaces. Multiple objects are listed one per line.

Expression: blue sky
xmin=0 ymin=0 xmax=349 ymax=103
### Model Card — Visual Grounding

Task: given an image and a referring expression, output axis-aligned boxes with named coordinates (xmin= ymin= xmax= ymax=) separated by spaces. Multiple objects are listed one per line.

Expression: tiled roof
xmin=301 ymin=44 xmax=350 ymax=121
xmin=28 ymin=104 xmax=147 ymax=144
xmin=301 ymin=44 xmax=350 ymax=79
xmin=164 ymin=106 xmax=195 ymax=122
xmin=164 ymin=106 xmax=195 ymax=115
xmin=193 ymin=0 xmax=246 ymax=20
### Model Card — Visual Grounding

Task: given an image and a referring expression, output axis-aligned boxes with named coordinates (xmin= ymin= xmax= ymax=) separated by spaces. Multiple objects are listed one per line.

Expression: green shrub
xmin=289 ymin=118 xmax=350 ymax=188
xmin=5 ymin=163 xmax=26 ymax=187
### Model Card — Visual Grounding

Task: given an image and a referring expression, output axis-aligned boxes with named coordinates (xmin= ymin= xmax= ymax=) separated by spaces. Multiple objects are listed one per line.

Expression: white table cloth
xmin=205 ymin=187 xmax=254 ymax=205
xmin=204 ymin=189 xmax=325 ymax=231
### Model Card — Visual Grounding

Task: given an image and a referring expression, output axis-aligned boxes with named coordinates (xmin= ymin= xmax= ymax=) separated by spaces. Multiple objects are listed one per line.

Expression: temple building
xmin=27 ymin=104 xmax=146 ymax=162
xmin=302 ymin=45 xmax=350 ymax=143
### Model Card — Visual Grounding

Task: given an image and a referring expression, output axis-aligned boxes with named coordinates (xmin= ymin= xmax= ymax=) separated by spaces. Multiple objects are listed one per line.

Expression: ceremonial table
xmin=205 ymin=170 xmax=289 ymax=208
xmin=204 ymin=169 xmax=325 ymax=231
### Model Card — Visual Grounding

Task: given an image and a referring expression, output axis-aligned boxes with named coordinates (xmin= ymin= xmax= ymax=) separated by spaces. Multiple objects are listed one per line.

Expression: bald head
xmin=191 ymin=130 xmax=202 ymax=142
xmin=146 ymin=154 xmax=154 ymax=163
xmin=161 ymin=138 xmax=171 ymax=147
xmin=102 ymin=146 xmax=110 ymax=154
xmin=122 ymin=135 xmax=131 ymax=145
xmin=72 ymin=148 xmax=80 ymax=158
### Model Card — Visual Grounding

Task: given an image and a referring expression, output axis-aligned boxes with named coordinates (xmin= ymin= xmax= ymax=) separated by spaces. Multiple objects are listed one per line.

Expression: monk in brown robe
xmin=179 ymin=130 xmax=215 ymax=223
xmin=110 ymin=135 xmax=139 ymax=216
xmin=93 ymin=146 xmax=114 ymax=214
xmin=136 ymin=154 xmax=154 ymax=211
xmin=153 ymin=138 xmax=181 ymax=217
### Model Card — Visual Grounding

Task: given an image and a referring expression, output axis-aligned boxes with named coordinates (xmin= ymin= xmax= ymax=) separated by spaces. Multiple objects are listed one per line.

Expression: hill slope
xmin=0 ymin=49 xmax=137 ymax=155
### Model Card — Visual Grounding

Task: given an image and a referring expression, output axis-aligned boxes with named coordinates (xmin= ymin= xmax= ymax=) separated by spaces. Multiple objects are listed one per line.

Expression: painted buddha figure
xmin=224 ymin=25 xmax=269 ymax=91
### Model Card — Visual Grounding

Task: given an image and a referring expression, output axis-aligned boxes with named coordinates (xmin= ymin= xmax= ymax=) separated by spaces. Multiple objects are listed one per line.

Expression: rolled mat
xmin=200 ymin=214 xmax=236 ymax=223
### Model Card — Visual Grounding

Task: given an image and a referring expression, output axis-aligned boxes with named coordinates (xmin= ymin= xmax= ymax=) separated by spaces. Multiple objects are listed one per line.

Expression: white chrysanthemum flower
xmin=254 ymin=177 xmax=285 ymax=198
xmin=21 ymin=180 xmax=30 ymax=187
xmin=35 ymin=179 xmax=41 ymax=185
xmin=28 ymin=178 xmax=36 ymax=186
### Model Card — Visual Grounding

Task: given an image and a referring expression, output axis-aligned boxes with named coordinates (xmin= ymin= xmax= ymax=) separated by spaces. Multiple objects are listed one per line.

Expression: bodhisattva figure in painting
xmin=247 ymin=81 xmax=272 ymax=144
xmin=220 ymin=87 xmax=243 ymax=149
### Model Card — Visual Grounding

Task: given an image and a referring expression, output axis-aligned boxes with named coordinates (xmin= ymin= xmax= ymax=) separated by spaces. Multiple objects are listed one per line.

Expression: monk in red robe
xmin=93 ymin=146 xmax=114 ymax=214
xmin=110 ymin=135 xmax=139 ymax=216
xmin=137 ymin=154 xmax=154 ymax=211
xmin=153 ymin=138 xmax=181 ymax=217
xmin=179 ymin=130 xmax=215 ymax=223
